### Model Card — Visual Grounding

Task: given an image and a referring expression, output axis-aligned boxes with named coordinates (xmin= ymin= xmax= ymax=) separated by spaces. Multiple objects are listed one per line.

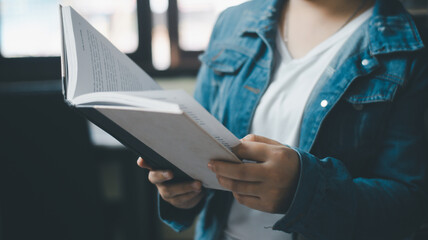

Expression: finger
xmin=232 ymin=192 xmax=261 ymax=210
xmin=217 ymin=176 xmax=261 ymax=196
xmin=169 ymin=191 xmax=205 ymax=210
xmin=208 ymin=160 xmax=265 ymax=182
xmin=233 ymin=141 xmax=279 ymax=162
xmin=158 ymin=181 xmax=202 ymax=199
xmin=148 ymin=170 xmax=173 ymax=184
xmin=137 ymin=157 xmax=152 ymax=170
xmin=241 ymin=134 xmax=282 ymax=146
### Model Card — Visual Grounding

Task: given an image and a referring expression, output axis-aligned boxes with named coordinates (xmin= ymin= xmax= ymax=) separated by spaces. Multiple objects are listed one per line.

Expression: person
xmin=137 ymin=0 xmax=428 ymax=239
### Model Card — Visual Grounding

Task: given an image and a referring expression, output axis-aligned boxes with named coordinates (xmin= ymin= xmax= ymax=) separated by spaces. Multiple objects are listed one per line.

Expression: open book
xmin=60 ymin=6 xmax=241 ymax=190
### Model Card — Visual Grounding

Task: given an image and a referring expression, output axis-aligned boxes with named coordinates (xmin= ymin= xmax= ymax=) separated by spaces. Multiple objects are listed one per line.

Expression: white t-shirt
xmin=222 ymin=7 xmax=373 ymax=240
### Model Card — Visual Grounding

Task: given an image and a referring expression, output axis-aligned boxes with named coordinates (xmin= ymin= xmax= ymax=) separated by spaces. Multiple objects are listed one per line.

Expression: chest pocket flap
xmin=344 ymin=75 xmax=401 ymax=104
xmin=199 ymin=48 xmax=248 ymax=74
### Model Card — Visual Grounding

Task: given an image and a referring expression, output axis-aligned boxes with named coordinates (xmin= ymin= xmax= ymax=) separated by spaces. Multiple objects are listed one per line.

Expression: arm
xmin=285 ymin=64 xmax=428 ymax=239
xmin=137 ymin=158 xmax=205 ymax=232
xmin=209 ymin=61 xmax=428 ymax=239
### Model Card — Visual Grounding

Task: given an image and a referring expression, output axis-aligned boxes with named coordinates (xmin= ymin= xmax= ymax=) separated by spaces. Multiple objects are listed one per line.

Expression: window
xmin=150 ymin=0 xmax=249 ymax=72
xmin=1 ymin=0 xmax=138 ymax=58
xmin=1 ymin=0 xmax=426 ymax=82
xmin=0 ymin=0 xmax=151 ymax=81
xmin=177 ymin=0 xmax=248 ymax=51
xmin=0 ymin=0 xmax=250 ymax=81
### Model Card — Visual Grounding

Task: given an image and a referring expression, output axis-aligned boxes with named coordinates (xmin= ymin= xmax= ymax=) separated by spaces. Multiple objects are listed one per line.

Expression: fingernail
xmin=207 ymin=162 xmax=214 ymax=171
xmin=242 ymin=134 xmax=253 ymax=141
xmin=162 ymin=172 xmax=171 ymax=179
xmin=192 ymin=182 xmax=201 ymax=191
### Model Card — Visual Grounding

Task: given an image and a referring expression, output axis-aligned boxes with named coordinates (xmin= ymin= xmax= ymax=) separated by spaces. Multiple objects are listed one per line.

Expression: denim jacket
xmin=158 ymin=0 xmax=428 ymax=239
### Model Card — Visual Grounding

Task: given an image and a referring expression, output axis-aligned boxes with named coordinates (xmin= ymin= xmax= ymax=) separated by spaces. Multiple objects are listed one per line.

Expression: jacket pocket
xmin=199 ymin=48 xmax=248 ymax=75
xmin=198 ymin=48 xmax=251 ymax=122
xmin=343 ymin=75 xmax=401 ymax=105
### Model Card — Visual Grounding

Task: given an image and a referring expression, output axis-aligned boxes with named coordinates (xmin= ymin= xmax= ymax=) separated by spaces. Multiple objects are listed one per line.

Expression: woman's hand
xmin=208 ymin=134 xmax=300 ymax=214
xmin=137 ymin=158 xmax=205 ymax=209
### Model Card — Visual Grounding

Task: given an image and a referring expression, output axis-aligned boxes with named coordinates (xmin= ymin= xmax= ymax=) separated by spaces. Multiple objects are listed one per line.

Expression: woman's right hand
xmin=137 ymin=157 xmax=205 ymax=209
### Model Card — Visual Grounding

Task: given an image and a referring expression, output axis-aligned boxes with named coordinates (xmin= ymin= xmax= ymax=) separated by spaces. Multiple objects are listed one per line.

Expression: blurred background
xmin=0 ymin=0 xmax=427 ymax=240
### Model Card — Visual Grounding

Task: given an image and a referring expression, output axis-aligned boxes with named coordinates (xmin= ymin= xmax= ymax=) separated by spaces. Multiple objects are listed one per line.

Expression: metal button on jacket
xmin=362 ymin=59 xmax=369 ymax=66
xmin=321 ymin=100 xmax=328 ymax=108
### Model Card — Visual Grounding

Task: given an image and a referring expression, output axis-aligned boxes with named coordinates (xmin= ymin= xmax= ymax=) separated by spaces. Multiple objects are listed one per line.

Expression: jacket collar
xmin=238 ymin=0 xmax=424 ymax=54
xmin=238 ymin=0 xmax=284 ymax=37
xmin=369 ymin=0 xmax=424 ymax=54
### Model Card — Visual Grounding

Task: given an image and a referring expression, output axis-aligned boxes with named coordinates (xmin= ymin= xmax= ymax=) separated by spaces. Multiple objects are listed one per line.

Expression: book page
xmin=62 ymin=6 xmax=161 ymax=99
xmin=72 ymin=91 xmax=182 ymax=114
xmin=93 ymin=106 xmax=241 ymax=190
xmin=123 ymin=90 xmax=241 ymax=149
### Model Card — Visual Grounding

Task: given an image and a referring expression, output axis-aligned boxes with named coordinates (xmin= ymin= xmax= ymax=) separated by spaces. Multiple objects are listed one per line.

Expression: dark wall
xmin=0 ymin=90 xmax=102 ymax=239
xmin=0 ymin=85 xmax=157 ymax=240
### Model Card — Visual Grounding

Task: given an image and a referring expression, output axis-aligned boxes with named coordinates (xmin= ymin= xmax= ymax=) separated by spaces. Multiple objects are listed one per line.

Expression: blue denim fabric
xmin=158 ymin=0 xmax=428 ymax=239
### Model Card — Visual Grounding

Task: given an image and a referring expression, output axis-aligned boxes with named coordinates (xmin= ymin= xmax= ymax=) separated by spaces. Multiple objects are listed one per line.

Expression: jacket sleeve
xmin=158 ymin=193 xmax=207 ymax=232
xmin=274 ymin=59 xmax=428 ymax=240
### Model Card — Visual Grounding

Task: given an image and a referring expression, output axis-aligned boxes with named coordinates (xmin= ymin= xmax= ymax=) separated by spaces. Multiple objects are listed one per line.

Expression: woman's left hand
xmin=208 ymin=134 xmax=300 ymax=214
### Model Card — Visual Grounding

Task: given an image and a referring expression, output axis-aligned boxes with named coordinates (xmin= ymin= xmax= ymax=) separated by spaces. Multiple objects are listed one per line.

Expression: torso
xmin=221 ymin=6 xmax=374 ymax=240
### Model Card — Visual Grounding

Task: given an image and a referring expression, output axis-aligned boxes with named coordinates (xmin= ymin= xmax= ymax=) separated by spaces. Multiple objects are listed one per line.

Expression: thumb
xmin=242 ymin=134 xmax=282 ymax=146
xmin=137 ymin=157 xmax=152 ymax=170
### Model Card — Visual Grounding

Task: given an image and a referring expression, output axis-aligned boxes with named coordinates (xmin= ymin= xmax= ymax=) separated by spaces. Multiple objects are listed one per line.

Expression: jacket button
xmin=362 ymin=59 xmax=369 ymax=66
xmin=320 ymin=100 xmax=328 ymax=108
